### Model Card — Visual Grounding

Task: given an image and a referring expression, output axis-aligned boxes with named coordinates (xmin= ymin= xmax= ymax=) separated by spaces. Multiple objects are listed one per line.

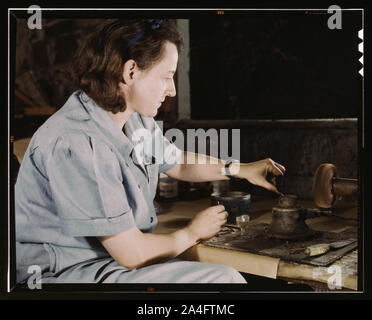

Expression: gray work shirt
xmin=15 ymin=90 xmax=182 ymax=283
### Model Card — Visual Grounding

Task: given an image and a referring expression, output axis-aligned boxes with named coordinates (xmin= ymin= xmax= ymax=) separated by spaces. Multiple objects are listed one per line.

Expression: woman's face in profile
xmin=128 ymin=40 xmax=178 ymax=118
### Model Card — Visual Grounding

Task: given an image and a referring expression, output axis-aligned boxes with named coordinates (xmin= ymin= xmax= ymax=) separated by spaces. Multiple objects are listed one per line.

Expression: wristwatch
xmin=224 ymin=159 xmax=240 ymax=179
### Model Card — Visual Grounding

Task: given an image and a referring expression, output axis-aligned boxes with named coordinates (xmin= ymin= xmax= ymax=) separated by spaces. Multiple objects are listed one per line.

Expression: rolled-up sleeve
xmin=46 ymin=133 xmax=135 ymax=237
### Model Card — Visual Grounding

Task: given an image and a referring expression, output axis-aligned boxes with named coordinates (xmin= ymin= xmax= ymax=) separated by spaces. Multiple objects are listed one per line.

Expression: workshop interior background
xmin=11 ymin=11 xmax=361 ymax=199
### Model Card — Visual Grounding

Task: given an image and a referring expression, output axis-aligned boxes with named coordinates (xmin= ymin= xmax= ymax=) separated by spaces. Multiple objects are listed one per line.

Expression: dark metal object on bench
xmin=211 ymin=191 xmax=251 ymax=224
xmin=266 ymin=194 xmax=315 ymax=240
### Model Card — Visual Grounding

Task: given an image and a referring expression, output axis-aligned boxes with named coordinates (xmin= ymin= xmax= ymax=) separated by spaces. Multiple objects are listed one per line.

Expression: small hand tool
xmin=289 ymin=239 xmax=356 ymax=256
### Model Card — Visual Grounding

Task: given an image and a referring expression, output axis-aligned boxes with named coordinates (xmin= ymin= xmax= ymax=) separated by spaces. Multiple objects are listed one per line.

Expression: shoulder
xmin=29 ymin=91 xmax=96 ymax=154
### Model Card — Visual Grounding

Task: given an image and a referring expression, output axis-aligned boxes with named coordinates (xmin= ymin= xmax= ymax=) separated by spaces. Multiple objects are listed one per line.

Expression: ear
xmin=121 ymin=59 xmax=139 ymax=85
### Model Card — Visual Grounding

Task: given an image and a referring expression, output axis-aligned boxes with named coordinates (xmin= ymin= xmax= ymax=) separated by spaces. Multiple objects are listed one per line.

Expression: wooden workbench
xmin=154 ymin=196 xmax=359 ymax=291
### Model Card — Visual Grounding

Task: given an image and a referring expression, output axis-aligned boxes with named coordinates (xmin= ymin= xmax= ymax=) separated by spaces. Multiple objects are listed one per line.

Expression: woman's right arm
xmin=98 ymin=205 xmax=227 ymax=269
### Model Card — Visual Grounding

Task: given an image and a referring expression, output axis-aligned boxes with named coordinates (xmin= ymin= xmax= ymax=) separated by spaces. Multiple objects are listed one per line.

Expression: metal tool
xmin=290 ymin=239 xmax=357 ymax=256
xmin=305 ymin=207 xmax=358 ymax=221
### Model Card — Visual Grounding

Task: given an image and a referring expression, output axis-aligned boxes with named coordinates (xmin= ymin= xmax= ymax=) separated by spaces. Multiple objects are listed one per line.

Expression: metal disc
xmin=312 ymin=163 xmax=337 ymax=208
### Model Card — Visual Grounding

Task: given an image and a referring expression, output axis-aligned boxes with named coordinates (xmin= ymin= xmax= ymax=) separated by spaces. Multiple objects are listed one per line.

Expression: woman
xmin=15 ymin=19 xmax=285 ymax=284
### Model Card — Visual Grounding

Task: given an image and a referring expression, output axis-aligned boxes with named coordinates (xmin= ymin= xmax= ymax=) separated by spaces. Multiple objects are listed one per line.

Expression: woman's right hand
xmin=185 ymin=205 xmax=228 ymax=244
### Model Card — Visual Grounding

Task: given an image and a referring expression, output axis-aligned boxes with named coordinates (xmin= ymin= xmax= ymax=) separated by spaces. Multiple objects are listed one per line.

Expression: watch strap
xmin=224 ymin=160 xmax=235 ymax=178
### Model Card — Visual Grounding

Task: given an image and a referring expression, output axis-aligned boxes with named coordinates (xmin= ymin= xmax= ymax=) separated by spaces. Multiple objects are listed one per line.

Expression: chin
xmin=138 ymin=109 xmax=157 ymax=118
xmin=151 ymin=107 xmax=159 ymax=116
xmin=142 ymin=111 xmax=157 ymax=118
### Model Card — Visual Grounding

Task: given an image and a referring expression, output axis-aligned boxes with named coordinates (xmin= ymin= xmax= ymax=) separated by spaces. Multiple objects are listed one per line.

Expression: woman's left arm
xmin=165 ymin=151 xmax=286 ymax=194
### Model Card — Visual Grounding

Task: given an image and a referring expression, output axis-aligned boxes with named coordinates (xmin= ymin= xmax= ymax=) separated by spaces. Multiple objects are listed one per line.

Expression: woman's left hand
xmin=234 ymin=158 xmax=286 ymax=194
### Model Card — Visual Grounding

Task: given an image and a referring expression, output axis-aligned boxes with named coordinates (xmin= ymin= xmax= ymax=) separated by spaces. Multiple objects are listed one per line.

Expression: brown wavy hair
xmin=67 ymin=19 xmax=183 ymax=114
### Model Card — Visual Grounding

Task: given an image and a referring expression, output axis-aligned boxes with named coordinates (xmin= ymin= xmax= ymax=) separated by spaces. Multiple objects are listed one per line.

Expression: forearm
xmin=100 ymin=225 xmax=199 ymax=269
xmin=172 ymin=151 xmax=231 ymax=182
xmin=167 ymin=154 xmax=284 ymax=195
xmin=137 ymin=227 xmax=198 ymax=267
xmin=100 ymin=205 xmax=229 ymax=270
xmin=136 ymin=205 xmax=227 ymax=268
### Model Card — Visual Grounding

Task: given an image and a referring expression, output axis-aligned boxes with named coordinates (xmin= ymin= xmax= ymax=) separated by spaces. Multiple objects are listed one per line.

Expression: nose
xmin=165 ymin=78 xmax=176 ymax=98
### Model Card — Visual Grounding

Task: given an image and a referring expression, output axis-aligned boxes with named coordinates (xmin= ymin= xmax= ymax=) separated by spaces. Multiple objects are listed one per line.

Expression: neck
xmin=108 ymin=108 xmax=134 ymax=130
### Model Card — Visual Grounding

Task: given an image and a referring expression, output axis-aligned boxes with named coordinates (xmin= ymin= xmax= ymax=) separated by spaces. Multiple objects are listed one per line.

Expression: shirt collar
xmin=72 ymin=90 xmax=135 ymax=160
xmin=123 ymin=112 xmax=156 ymax=166
xmin=64 ymin=91 xmax=91 ymax=121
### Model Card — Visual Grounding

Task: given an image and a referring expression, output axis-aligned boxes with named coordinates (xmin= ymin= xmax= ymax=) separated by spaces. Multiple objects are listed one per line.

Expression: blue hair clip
xmin=123 ymin=19 xmax=163 ymax=55
xmin=150 ymin=19 xmax=162 ymax=30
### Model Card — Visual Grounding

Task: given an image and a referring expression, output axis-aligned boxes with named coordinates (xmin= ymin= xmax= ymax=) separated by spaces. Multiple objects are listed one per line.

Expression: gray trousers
xmin=40 ymin=257 xmax=246 ymax=284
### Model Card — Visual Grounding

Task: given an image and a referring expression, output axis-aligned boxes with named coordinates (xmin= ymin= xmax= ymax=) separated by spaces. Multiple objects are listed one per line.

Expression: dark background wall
xmin=14 ymin=18 xmax=101 ymax=120
xmin=189 ymin=11 xmax=362 ymax=120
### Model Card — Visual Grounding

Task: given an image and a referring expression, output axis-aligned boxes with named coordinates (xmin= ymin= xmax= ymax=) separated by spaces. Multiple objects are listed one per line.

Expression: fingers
xmin=272 ymin=159 xmax=286 ymax=174
xmin=276 ymin=162 xmax=286 ymax=174
xmin=203 ymin=205 xmax=228 ymax=222
xmin=267 ymin=159 xmax=286 ymax=176
xmin=262 ymin=180 xmax=280 ymax=194
xmin=217 ymin=210 xmax=228 ymax=220
xmin=211 ymin=207 xmax=228 ymax=224
xmin=211 ymin=206 xmax=228 ymax=220
xmin=212 ymin=204 xmax=226 ymax=213
xmin=267 ymin=159 xmax=285 ymax=194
